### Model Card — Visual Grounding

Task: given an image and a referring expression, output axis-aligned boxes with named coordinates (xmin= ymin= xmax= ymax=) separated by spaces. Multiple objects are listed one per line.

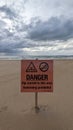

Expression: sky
xmin=0 ymin=0 xmax=73 ymax=57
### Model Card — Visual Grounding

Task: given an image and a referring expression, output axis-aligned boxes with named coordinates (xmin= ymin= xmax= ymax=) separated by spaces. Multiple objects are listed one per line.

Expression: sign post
xmin=21 ymin=60 xmax=53 ymax=111
xmin=35 ymin=92 xmax=39 ymax=112
xmin=35 ymin=92 xmax=38 ymax=108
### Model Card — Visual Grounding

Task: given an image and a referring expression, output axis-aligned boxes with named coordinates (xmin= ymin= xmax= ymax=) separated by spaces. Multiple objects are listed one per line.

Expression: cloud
xmin=0 ymin=5 xmax=17 ymax=19
xmin=0 ymin=39 xmax=24 ymax=55
xmin=27 ymin=16 xmax=73 ymax=41
xmin=0 ymin=0 xmax=73 ymax=56
xmin=0 ymin=14 xmax=73 ymax=56
xmin=0 ymin=20 xmax=6 ymax=28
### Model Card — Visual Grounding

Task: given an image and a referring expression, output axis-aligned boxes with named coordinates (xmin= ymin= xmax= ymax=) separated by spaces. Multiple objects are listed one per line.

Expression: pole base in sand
xmin=35 ymin=106 xmax=40 ymax=113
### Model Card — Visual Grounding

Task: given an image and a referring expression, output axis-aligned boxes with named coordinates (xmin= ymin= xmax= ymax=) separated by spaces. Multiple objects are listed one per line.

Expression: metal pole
xmin=35 ymin=92 xmax=38 ymax=108
xmin=35 ymin=58 xmax=39 ymax=112
xmin=35 ymin=92 xmax=39 ymax=112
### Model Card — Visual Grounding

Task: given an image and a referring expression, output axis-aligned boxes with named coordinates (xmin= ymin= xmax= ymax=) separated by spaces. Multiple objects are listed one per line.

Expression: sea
xmin=0 ymin=55 xmax=73 ymax=60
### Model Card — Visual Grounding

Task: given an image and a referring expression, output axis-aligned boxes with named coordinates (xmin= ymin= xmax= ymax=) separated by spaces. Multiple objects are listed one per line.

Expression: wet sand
xmin=0 ymin=60 xmax=73 ymax=130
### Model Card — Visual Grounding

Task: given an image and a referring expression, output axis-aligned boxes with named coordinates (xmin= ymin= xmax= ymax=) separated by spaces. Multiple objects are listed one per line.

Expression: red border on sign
xmin=21 ymin=60 xmax=53 ymax=92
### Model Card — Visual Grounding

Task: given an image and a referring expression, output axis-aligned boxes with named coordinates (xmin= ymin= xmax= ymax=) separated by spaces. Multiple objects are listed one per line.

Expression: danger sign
xmin=21 ymin=60 xmax=53 ymax=92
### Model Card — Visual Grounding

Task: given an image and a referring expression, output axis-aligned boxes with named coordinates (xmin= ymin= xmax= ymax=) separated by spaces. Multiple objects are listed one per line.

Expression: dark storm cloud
xmin=27 ymin=17 xmax=73 ymax=41
xmin=0 ymin=40 xmax=24 ymax=55
xmin=0 ymin=28 xmax=14 ymax=40
xmin=0 ymin=5 xmax=16 ymax=19
xmin=0 ymin=38 xmax=39 ymax=55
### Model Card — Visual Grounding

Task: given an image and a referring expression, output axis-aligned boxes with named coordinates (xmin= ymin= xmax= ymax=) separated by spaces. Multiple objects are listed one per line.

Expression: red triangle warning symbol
xmin=26 ymin=62 xmax=37 ymax=72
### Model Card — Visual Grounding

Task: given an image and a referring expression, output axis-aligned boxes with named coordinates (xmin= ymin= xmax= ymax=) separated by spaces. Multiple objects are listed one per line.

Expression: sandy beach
xmin=0 ymin=60 xmax=73 ymax=130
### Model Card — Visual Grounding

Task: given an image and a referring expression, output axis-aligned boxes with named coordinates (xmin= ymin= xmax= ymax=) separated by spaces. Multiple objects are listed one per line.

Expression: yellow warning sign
xmin=21 ymin=60 xmax=53 ymax=92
